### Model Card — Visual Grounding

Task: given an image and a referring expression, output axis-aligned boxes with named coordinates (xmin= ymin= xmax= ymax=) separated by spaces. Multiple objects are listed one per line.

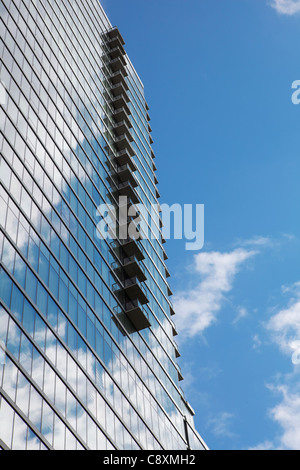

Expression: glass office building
xmin=0 ymin=0 xmax=207 ymax=450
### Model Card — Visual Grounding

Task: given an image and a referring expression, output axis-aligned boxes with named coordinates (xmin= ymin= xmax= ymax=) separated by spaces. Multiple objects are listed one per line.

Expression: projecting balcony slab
xmin=114 ymin=149 xmax=136 ymax=171
xmin=125 ymin=300 xmax=151 ymax=332
xmin=123 ymin=255 xmax=146 ymax=282
xmin=110 ymin=70 xmax=129 ymax=90
xmin=121 ymin=238 xmax=145 ymax=262
xmin=109 ymin=57 xmax=127 ymax=75
xmin=111 ymin=94 xmax=130 ymax=114
xmin=111 ymin=82 xmax=130 ymax=100
xmin=109 ymin=46 xmax=127 ymax=65
xmin=116 ymin=164 xmax=138 ymax=187
xmin=107 ymin=27 xmax=125 ymax=46
xmin=114 ymin=121 xmax=133 ymax=142
xmin=114 ymin=106 xmax=131 ymax=123
xmin=123 ymin=277 xmax=149 ymax=305
xmin=114 ymin=134 xmax=135 ymax=157
xmin=107 ymin=35 xmax=126 ymax=54
xmin=116 ymin=181 xmax=140 ymax=205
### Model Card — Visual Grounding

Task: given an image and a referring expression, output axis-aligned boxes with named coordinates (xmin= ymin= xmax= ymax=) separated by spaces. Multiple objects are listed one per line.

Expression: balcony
xmin=124 ymin=299 xmax=151 ymax=331
xmin=114 ymin=180 xmax=139 ymax=205
xmin=121 ymin=238 xmax=145 ymax=262
xmin=112 ymin=305 xmax=136 ymax=336
xmin=118 ymin=215 xmax=141 ymax=241
xmin=110 ymin=94 xmax=130 ymax=114
xmin=114 ymin=106 xmax=131 ymax=124
xmin=109 ymin=57 xmax=127 ymax=76
xmin=113 ymin=277 xmax=148 ymax=309
xmin=114 ymin=148 xmax=136 ymax=171
xmin=108 ymin=46 xmax=126 ymax=64
xmin=123 ymin=276 xmax=149 ymax=305
xmin=123 ymin=254 xmax=146 ymax=282
xmin=107 ymin=27 xmax=125 ymax=46
xmin=116 ymin=163 xmax=137 ymax=187
xmin=111 ymin=82 xmax=129 ymax=100
xmin=107 ymin=34 xmax=126 ymax=53
xmin=114 ymin=120 xmax=133 ymax=142
xmin=118 ymin=192 xmax=138 ymax=210
xmin=114 ymin=133 xmax=135 ymax=156
xmin=110 ymin=70 xmax=129 ymax=90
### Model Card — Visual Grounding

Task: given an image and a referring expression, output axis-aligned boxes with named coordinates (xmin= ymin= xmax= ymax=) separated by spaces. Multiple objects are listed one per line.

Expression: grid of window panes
xmin=0 ymin=0 xmax=206 ymax=450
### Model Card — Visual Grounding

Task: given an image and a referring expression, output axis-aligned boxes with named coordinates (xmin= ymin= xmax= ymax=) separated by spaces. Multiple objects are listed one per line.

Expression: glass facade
xmin=0 ymin=0 xmax=207 ymax=450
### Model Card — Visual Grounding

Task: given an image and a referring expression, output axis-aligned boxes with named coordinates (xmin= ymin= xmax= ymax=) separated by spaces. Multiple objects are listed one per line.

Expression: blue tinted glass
xmin=36 ymin=283 xmax=47 ymax=315
xmin=7 ymin=317 xmax=21 ymax=358
xmin=0 ymin=268 xmax=12 ymax=307
xmin=28 ymin=237 xmax=39 ymax=272
xmin=78 ymin=304 xmax=87 ymax=337
xmin=10 ymin=284 xmax=24 ymax=321
xmin=49 ymin=265 xmax=59 ymax=299
xmin=67 ymin=323 xmax=77 ymax=353
xmin=25 ymin=269 xmax=37 ymax=304
xmin=13 ymin=253 xmax=26 ymax=289
xmin=58 ymin=278 xmax=68 ymax=312
xmin=38 ymin=253 xmax=49 ymax=284
xmin=22 ymin=299 xmax=35 ymax=337
xmin=34 ymin=313 xmax=46 ymax=351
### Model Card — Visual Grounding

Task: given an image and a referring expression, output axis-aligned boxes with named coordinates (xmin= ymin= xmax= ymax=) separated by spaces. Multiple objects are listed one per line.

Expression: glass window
xmin=0 ymin=268 xmax=12 ymax=307
xmin=0 ymin=398 xmax=14 ymax=448
xmin=25 ymin=268 xmax=37 ymax=304
xmin=10 ymin=283 xmax=24 ymax=320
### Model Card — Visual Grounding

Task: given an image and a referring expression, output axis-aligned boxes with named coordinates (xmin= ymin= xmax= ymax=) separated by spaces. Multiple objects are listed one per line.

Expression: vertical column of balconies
xmin=144 ymin=78 xmax=182 ymax=380
xmin=105 ymin=28 xmax=151 ymax=333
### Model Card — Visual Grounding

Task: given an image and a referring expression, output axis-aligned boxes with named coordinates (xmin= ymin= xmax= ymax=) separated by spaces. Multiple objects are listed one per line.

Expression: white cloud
xmin=252 ymin=282 xmax=300 ymax=450
xmin=249 ymin=440 xmax=275 ymax=450
xmin=232 ymin=306 xmax=248 ymax=325
xmin=173 ymin=248 xmax=257 ymax=339
xmin=208 ymin=412 xmax=236 ymax=440
xmin=269 ymin=0 xmax=300 ymax=15
xmin=239 ymin=236 xmax=272 ymax=248
xmin=268 ymin=384 xmax=300 ymax=449
xmin=252 ymin=382 xmax=300 ymax=450
xmin=252 ymin=334 xmax=262 ymax=351
xmin=266 ymin=282 xmax=300 ymax=355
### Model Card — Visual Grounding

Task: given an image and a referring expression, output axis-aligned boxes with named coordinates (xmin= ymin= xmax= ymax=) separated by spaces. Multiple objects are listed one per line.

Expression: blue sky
xmin=103 ymin=0 xmax=300 ymax=450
